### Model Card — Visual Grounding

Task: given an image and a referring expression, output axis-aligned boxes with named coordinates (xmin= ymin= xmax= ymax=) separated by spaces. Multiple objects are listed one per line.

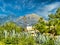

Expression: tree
xmin=48 ymin=8 xmax=60 ymax=35
xmin=34 ymin=17 xmax=48 ymax=33
xmin=0 ymin=26 xmax=5 ymax=41
xmin=55 ymin=8 xmax=60 ymax=19
xmin=0 ymin=22 xmax=24 ymax=38
xmin=2 ymin=22 xmax=23 ymax=32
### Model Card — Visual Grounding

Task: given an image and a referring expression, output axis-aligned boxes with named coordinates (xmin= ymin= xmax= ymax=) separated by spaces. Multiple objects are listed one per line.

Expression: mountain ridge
xmin=0 ymin=14 xmax=41 ymax=27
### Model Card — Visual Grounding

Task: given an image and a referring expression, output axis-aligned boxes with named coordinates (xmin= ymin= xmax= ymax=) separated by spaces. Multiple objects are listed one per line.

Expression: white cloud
xmin=14 ymin=5 xmax=21 ymax=10
xmin=34 ymin=2 xmax=60 ymax=19
xmin=43 ymin=2 xmax=60 ymax=11
xmin=0 ymin=7 xmax=6 ymax=12
xmin=0 ymin=14 xmax=7 ymax=18
xmin=0 ymin=6 xmax=15 ymax=15
xmin=0 ymin=0 xmax=16 ymax=15
xmin=0 ymin=0 xmax=8 ymax=13
xmin=22 ymin=0 xmax=35 ymax=9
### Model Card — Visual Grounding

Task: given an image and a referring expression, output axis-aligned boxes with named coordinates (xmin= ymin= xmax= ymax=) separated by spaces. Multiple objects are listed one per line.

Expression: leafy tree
xmin=34 ymin=17 xmax=48 ymax=33
xmin=2 ymin=22 xmax=23 ymax=32
xmin=48 ymin=8 xmax=60 ymax=35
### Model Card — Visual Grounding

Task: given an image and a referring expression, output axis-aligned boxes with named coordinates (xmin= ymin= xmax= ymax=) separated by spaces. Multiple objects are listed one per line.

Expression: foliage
xmin=34 ymin=7 xmax=60 ymax=35
xmin=0 ymin=22 xmax=23 ymax=32
xmin=34 ymin=17 xmax=48 ymax=33
xmin=48 ymin=8 xmax=60 ymax=35
xmin=0 ymin=8 xmax=60 ymax=45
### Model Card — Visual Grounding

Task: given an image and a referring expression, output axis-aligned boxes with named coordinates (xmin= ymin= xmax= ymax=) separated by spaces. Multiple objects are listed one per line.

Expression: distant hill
xmin=0 ymin=14 xmax=18 ymax=25
xmin=0 ymin=14 xmax=40 ymax=27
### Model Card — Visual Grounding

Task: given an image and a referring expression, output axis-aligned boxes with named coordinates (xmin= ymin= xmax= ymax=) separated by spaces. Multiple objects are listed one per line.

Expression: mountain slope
xmin=16 ymin=14 xmax=40 ymax=27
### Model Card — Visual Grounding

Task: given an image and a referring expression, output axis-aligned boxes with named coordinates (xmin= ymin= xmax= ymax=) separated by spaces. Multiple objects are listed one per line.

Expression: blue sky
xmin=0 ymin=0 xmax=60 ymax=19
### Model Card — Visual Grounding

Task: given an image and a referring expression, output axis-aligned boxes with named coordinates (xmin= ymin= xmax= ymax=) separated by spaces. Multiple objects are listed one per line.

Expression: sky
xmin=0 ymin=0 xmax=60 ymax=19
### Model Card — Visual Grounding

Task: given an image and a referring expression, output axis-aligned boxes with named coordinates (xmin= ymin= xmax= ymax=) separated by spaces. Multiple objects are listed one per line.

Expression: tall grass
xmin=0 ymin=32 xmax=60 ymax=45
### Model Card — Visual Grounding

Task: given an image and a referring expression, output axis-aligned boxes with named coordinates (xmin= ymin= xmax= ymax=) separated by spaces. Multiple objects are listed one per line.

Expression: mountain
xmin=0 ymin=14 xmax=40 ymax=27
xmin=15 ymin=14 xmax=40 ymax=27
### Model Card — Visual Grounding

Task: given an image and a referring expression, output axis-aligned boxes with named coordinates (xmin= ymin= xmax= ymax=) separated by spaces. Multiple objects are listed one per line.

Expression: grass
xmin=0 ymin=33 xmax=60 ymax=45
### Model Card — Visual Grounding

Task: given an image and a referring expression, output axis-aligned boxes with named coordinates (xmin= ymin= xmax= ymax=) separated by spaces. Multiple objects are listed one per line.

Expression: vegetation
xmin=0 ymin=8 xmax=60 ymax=45
xmin=34 ymin=8 xmax=60 ymax=35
